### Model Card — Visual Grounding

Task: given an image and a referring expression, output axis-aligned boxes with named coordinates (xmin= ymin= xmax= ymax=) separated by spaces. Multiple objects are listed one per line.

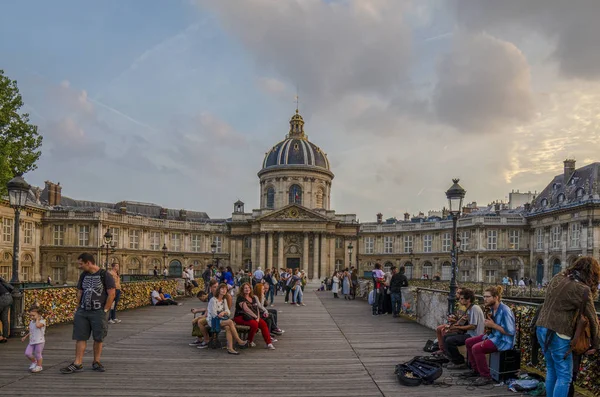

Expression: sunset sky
xmin=2 ymin=0 xmax=600 ymax=221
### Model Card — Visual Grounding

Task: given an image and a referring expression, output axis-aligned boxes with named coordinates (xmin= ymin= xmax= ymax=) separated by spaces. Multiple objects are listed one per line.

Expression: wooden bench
xmin=192 ymin=322 xmax=251 ymax=347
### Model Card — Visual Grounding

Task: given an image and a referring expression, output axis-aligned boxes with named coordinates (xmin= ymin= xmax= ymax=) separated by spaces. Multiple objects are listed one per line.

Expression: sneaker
xmin=271 ymin=338 xmax=278 ymax=343
xmin=457 ymin=370 xmax=479 ymax=379
xmin=472 ymin=377 xmax=494 ymax=386
xmin=92 ymin=361 xmax=105 ymax=372
xmin=29 ymin=362 xmax=37 ymax=370
xmin=196 ymin=341 xmax=209 ymax=349
xmin=446 ymin=363 xmax=467 ymax=370
xmin=114 ymin=319 xmax=122 ymax=323
xmin=60 ymin=363 xmax=83 ymax=374
xmin=108 ymin=319 xmax=115 ymax=324
xmin=189 ymin=340 xmax=203 ymax=346
xmin=301 ymin=303 xmax=306 ymax=306
xmin=275 ymin=329 xmax=285 ymax=334
xmin=31 ymin=366 xmax=43 ymax=373
xmin=266 ymin=343 xmax=275 ymax=350
xmin=271 ymin=330 xmax=283 ymax=336
xmin=250 ymin=342 xmax=256 ymax=347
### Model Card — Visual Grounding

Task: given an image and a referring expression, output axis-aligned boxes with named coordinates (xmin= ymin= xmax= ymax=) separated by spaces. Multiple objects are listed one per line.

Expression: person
xmin=253 ymin=267 xmax=264 ymax=286
xmin=292 ymin=270 xmax=305 ymax=306
xmin=433 ymin=287 xmax=464 ymax=355
xmin=283 ymin=269 xmax=293 ymax=303
xmin=189 ymin=280 xmax=219 ymax=348
xmin=151 ymin=287 xmax=180 ymax=306
xmin=254 ymin=283 xmax=284 ymax=336
xmin=444 ymin=288 xmax=485 ymax=369
xmin=183 ymin=265 xmax=194 ymax=297
xmin=372 ymin=263 xmax=385 ymax=315
xmin=60 ymin=253 xmax=116 ymax=374
xmin=518 ymin=277 xmax=526 ymax=287
xmin=202 ymin=265 xmax=212 ymax=293
xmin=153 ymin=266 xmax=158 ymax=278
xmin=342 ymin=269 xmax=352 ymax=300
xmin=382 ymin=268 xmax=393 ymax=314
xmin=332 ymin=272 xmax=340 ymax=298
xmin=536 ymin=256 xmax=599 ymax=397
xmin=234 ymin=283 xmax=275 ymax=350
xmin=46 ymin=275 xmax=52 ymax=286
xmin=21 ymin=306 xmax=46 ymax=373
xmin=0 ymin=276 xmax=14 ymax=344
xmin=107 ymin=263 xmax=122 ymax=324
xmin=207 ymin=283 xmax=248 ymax=355
xmin=264 ymin=269 xmax=276 ymax=306
xmin=162 ymin=267 xmax=168 ymax=279
xmin=223 ymin=266 xmax=234 ymax=293
xmin=350 ymin=266 xmax=358 ymax=300
xmin=390 ymin=266 xmax=408 ymax=317
xmin=464 ymin=286 xmax=515 ymax=386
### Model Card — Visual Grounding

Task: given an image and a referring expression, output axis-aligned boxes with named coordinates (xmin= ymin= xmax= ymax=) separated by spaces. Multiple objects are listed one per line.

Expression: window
xmin=485 ymin=270 xmax=497 ymax=283
xmin=541 ymin=198 xmax=548 ymax=207
xmin=53 ymin=225 xmax=65 ymax=246
xmin=384 ymin=236 xmax=393 ymax=254
xmin=129 ymin=229 xmax=140 ymax=249
xmin=383 ymin=262 xmax=393 ymax=273
xmin=487 ymin=230 xmax=498 ymax=250
xmin=403 ymin=235 xmax=413 ymax=253
xmin=509 ymin=230 xmax=520 ymax=250
xmin=570 ymin=223 xmax=581 ymax=248
xmin=460 ymin=230 xmax=470 ymax=251
xmin=422 ymin=263 xmax=433 ymax=277
xmin=460 ymin=270 xmax=470 ymax=282
xmin=3 ymin=218 xmax=13 ymax=242
xmin=536 ymin=228 xmax=544 ymax=250
xmin=21 ymin=266 xmax=32 ymax=282
xmin=0 ymin=265 xmax=10 ymax=280
xmin=576 ymin=188 xmax=584 ymax=198
xmin=423 ymin=235 xmax=432 ymax=253
xmin=289 ymin=184 xmax=302 ymax=205
xmin=552 ymin=225 xmax=561 ymax=250
xmin=78 ymin=225 xmax=90 ymax=246
xmin=441 ymin=263 xmax=451 ymax=280
xmin=110 ymin=227 xmax=119 ymax=247
xmin=364 ymin=237 xmax=374 ymax=254
xmin=150 ymin=232 xmax=161 ymax=250
xmin=266 ymin=187 xmax=275 ymax=209
xmin=214 ymin=236 xmax=222 ymax=253
xmin=24 ymin=222 xmax=33 ymax=244
xmin=52 ymin=267 xmax=65 ymax=284
xmin=557 ymin=194 xmax=565 ymax=204
xmin=442 ymin=232 xmax=451 ymax=252
xmin=171 ymin=233 xmax=181 ymax=251
xmin=335 ymin=237 xmax=343 ymax=249
xmin=404 ymin=263 xmax=413 ymax=279
xmin=191 ymin=234 xmax=201 ymax=252
xmin=335 ymin=259 xmax=343 ymax=270
xmin=244 ymin=237 xmax=251 ymax=249
xmin=316 ymin=188 xmax=324 ymax=208
xmin=128 ymin=258 xmax=140 ymax=275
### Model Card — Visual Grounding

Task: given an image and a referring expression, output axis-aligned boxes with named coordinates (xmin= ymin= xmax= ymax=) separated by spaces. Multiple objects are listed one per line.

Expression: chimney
xmin=160 ymin=208 xmax=168 ymax=219
xmin=54 ymin=182 xmax=62 ymax=206
xmin=179 ymin=209 xmax=187 ymax=221
xmin=45 ymin=181 xmax=55 ymax=206
xmin=376 ymin=213 xmax=383 ymax=224
xmin=404 ymin=212 xmax=410 ymax=221
xmin=564 ymin=159 xmax=576 ymax=184
xmin=524 ymin=203 xmax=531 ymax=212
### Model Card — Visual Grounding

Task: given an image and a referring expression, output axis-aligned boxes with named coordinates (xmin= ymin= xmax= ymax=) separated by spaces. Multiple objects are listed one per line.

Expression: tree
xmin=0 ymin=69 xmax=42 ymax=194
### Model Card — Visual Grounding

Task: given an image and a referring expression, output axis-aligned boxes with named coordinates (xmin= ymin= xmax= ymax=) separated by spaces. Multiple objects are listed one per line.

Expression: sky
xmin=2 ymin=0 xmax=600 ymax=222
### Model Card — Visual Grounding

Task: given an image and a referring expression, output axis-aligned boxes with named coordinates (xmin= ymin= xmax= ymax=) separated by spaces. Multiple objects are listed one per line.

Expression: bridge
xmin=0 ymin=287 xmax=527 ymax=396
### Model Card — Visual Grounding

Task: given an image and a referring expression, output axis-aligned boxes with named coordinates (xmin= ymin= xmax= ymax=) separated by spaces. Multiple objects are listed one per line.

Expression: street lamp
xmin=445 ymin=178 xmax=466 ymax=315
xmin=348 ymin=242 xmax=353 ymax=269
xmin=162 ymin=243 xmax=168 ymax=276
xmin=7 ymin=174 xmax=30 ymax=337
xmin=101 ymin=227 xmax=114 ymax=270
xmin=210 ymin=242 xmax=220 ymax=268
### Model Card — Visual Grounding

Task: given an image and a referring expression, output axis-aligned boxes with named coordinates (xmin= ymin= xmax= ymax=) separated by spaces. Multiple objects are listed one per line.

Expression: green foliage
xmin=0 ymin=69 xmax=43 ymax=194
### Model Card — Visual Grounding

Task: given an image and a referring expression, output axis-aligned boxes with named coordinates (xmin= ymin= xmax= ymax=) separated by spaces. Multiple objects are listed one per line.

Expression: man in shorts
xmin=60 ymin=253 xmax=116 ymax=374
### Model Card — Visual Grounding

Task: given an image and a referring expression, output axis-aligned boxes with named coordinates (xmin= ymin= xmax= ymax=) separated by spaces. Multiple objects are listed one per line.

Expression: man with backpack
xmin=390 ymin=266 xmax=409 ymax=317
xmin=60 ymin=253 xmax=116 ymax=374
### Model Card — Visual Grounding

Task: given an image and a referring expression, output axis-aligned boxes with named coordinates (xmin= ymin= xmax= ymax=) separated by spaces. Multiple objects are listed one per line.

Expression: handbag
xmin=566 ymin=288 xmax=592 ymax=357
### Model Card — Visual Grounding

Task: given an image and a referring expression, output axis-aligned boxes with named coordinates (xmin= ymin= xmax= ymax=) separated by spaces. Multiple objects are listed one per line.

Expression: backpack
xmin=422 ymin=339 xmax=439 ymax=353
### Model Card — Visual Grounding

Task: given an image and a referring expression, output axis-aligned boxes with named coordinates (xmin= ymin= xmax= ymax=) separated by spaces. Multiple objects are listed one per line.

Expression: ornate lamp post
xmin=101 ymin=227 xmax=114 ymax=269
xmin=210 ymin=242 xmax=220 ymax=268
xmin=162 ymin=243 xmax=168 ymax=276
xmin=7 ymin=174 xmax=30 ymax=337
xmin=348 ymin=242 xmax=353 ymax=269
xmin=445 ymin=178 xmax=466 ymax=315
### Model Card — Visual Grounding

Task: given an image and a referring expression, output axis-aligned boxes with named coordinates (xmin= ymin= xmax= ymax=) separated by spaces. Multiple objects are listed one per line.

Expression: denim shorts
xmin=72 ymin=308 xmax=108 ymax=342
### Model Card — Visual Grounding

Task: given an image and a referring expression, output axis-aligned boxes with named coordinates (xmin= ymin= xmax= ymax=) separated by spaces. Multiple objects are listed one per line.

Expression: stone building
xmin=2 ymin=111 xmax=599 ymax=285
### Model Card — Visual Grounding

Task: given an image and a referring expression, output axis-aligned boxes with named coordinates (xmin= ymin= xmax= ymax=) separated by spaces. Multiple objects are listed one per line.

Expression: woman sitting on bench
xmin=254 ymin=283 xmax=284 ymax=336
xmin=234 ymin=283 xmax=275 ymax=350
xmin=207 ymin=283 xmax=248 ymax=355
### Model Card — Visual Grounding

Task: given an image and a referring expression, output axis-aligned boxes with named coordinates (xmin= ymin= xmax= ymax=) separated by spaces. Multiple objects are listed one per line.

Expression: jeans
xmin=390 ymin=292 xmax=402 ymax=316
xmin=537 ymin=326 xmax=573 ymax=397
xmin=293 ymin=287 xmax=303 ymax=304
xmin=0 ymin=293 xmax=13 ymax=337
xmin=372 ymin=287 xmax=384 ymax=314
xmin=285 ymin=286 xmax=294 ymax=303
xmin=109 ymin=289 xmax=121 ymax=320
xmin=266 ymin=286 xmax=275 ymax=305
xmin=465 ymin=334 xmax=498 ymax=378
xmin=444 ymin=333 xmax=471 ymax=364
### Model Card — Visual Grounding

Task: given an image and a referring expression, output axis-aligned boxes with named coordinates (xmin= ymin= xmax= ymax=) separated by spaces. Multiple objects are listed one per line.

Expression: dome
xmin=261 ymin=110 xmax=330 ymax=171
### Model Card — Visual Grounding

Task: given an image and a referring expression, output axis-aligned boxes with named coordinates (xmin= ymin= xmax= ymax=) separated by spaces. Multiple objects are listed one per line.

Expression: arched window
xmin=316 ymin=188 xmax=324 ymax=208
xmin=422 ymin=262 xmax=432 ymax=278
xmin=576 ymin=188 xmax=584 ymax=198
xmin=383 ymin=261 xmax=393 ymax=273
xmin=541 ymin=198 xmax=548 ymax=207
xmin=557 ymin=194 xmax=565 ymax=204
xmin=441 ymin=262 xmax=451 ymax=280
xmin=552 ymin=258 xmax=561 ymax=276
xmin=129 ymin=257 xmax=141 ymax=275
xmin=266 ymin=187 xmax=275 ymax=209
xmin=404 ymin=262 xmax=413 ymax=279
xmin=289 ymin=184 xmax=302 ymax=205
xmin=536 ymin=259 xmax=544 ymax=285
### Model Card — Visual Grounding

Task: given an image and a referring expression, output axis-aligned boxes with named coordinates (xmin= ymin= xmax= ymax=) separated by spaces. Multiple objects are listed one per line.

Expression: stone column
xmin=329 ymin=235 xmax=335 ymax=275
xmin=303 ymin=233 xmax=309 ymax=271
xmin=313 ymin=233 xmax=319 ymax=280
xmin=230 ymin=238 xmax=237 ymax=267
xmin=267 ymin=233 xmax=274 ymax=269
xmin=259 ymin=233 xmax=266 ymax=268
xmin=320 ymin=234 xmax=328 ymax=280
xmin=251 ymin=235 xmax=257 ymax=270
xmin=278 ymin=233 xmax=284 ymax=269
xmin=236 ymin=238 xmax=243 ymax=268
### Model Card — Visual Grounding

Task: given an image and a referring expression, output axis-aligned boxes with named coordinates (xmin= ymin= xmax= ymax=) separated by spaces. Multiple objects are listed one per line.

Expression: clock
xmin=289 ymin=208 xmax=299 ymax=218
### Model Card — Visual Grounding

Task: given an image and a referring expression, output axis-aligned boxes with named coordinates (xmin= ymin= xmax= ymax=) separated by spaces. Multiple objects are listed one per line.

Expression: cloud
xmin=449 ymin=0 xmax=600 ymax=80
xmin=433 ymin=32 xmax=534 ymax=133
xmin=196 ymin=0 xmax=413 ymax=112
xmin=257 ymin=77 xmax=287 ymax=96
xmin=44 ymin=117 xmax=106 ymax=159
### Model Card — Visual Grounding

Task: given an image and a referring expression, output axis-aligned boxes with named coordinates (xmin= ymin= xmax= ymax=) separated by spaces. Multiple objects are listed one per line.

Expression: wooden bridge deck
xmin=0 ymin=285 xmax=521 ymax=396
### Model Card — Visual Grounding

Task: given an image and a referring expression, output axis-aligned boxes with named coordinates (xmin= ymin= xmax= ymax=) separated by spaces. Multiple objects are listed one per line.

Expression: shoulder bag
xmin=565 ymin=287 xmax=592 ymax=358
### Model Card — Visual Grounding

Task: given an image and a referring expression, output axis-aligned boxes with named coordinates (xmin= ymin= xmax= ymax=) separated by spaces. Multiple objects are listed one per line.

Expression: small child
xmin=21 ymin=306 xmax=46 ymax=373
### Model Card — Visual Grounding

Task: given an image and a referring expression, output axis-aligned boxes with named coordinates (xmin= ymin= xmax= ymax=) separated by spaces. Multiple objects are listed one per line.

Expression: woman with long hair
xmin=207 ymin=283 xmax=248 ymax=355
xmin=536 ymin=256 xmax=600 ymax=397
xmin=254 ymin=283 xmax=284 ymax=336
xmin=234 ymin=283 xmax=275 ymax=349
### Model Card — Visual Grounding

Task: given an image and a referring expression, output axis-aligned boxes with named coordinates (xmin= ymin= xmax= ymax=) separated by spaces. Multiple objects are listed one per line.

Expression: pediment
xmin=257 ymin=205 xmax=330 ymax=222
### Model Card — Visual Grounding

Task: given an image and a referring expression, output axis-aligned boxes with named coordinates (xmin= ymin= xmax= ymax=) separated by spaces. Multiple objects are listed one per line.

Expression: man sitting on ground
xmin=444 ymin=288 xmax=485 ymax=369
xmin=151 ymin=287 xmax=180 ymax=306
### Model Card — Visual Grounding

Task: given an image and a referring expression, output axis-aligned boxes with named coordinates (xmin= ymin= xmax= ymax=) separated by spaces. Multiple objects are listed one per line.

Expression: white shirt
xmin=151 ymin=290 xmax=161 ymax=305
xmin=518 ymin=279 xmax=526 ymax=286
xmin=29 ymin=318 xmax=46 ymax=345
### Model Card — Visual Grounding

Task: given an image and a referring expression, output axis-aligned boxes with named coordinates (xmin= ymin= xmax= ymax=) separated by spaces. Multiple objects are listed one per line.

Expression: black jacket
xmin=390 ymin=273 xmax=408 ymax=293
